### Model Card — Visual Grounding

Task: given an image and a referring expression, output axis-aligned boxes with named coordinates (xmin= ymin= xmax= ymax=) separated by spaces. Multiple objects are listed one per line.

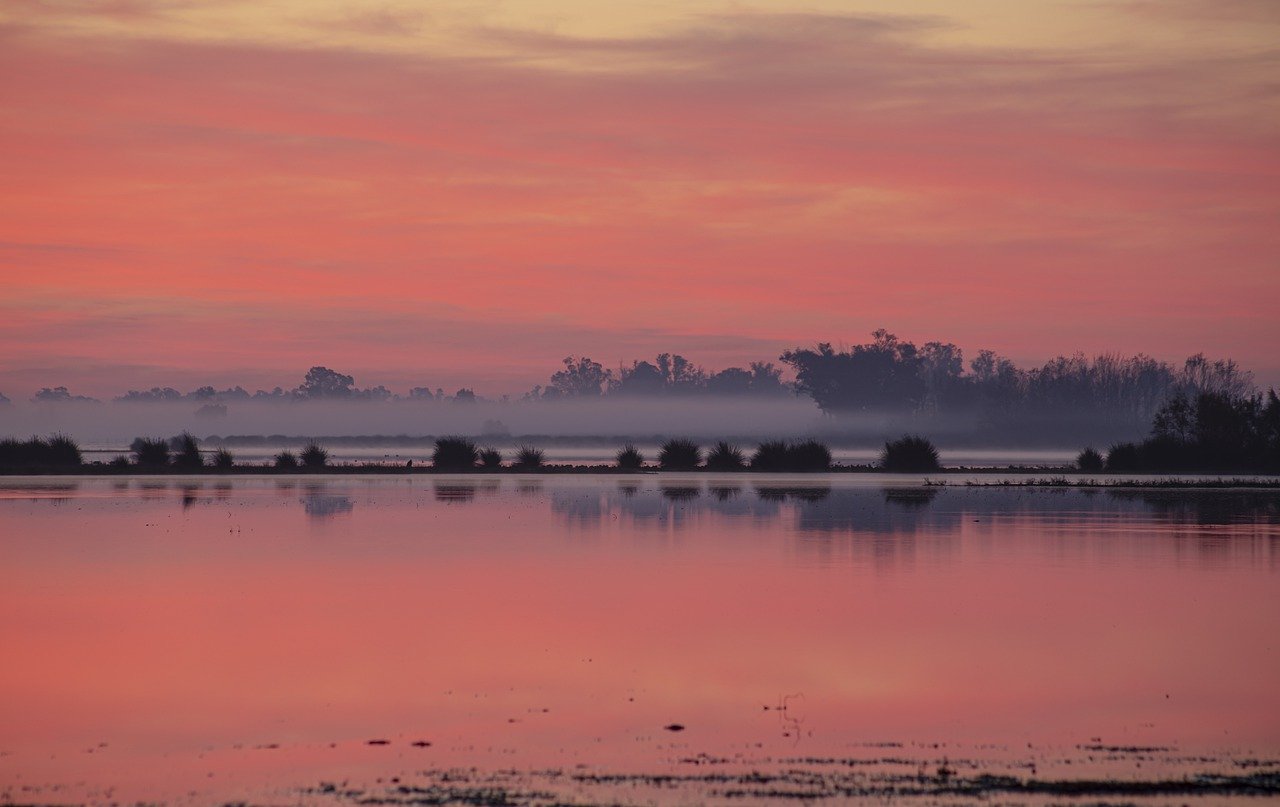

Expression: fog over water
xmin=0 ymin=397 xmax=1137 ymax=462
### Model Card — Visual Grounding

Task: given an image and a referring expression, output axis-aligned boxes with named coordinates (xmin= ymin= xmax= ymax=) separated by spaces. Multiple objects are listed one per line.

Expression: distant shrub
xmin=274 ymin=450 xmax=299 ymax=470
xmin=300 ymin=442 xmax=329 ymax=469
xmin=212 ymin=448 xmax=235 ymax=470
xmin=433 ymin=436 xmax=479 ymax=470
xmin=1105 ymin=442 xmax=1142 ymax=472
xmin=514 ymin=445 xmax=545 ymax=470
xmin=171 ymin=432 xmax=204 ymax=469
xmin=789 ymin=439 xmax=832 ymax=471
xmin=616 ymin=443 xmax=644 ymax=471
xmin=705 ymin=441 xmax=746 ymax=471
xmin=749 ymin=440 xmax=832 ymax=471
xmin=131 ymin=437 xmax=171 ymax=467
xmin=0 ymin=434 xmax=83 ymax=468
xmin=879 ymin=435 xmax=941 ymax=472
xmin=1076 ymin=447 xmax=1104 ymax=473
xmin=659 ymin=438 xmax=701 ymax=470
xmin=479 ymin=448 xmax=503 ymax=469
xmin=750 ymin=440 xmax=791 ymax=471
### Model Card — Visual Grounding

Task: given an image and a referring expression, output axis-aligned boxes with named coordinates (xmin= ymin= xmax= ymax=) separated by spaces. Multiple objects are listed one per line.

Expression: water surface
xmin=1 ymin=476 xmax=1277 ymax=804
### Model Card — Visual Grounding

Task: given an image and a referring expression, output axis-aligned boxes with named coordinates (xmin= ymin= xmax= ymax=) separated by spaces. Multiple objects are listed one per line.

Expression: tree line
xmin=3 ymin=331 xmax=1263 ymax=435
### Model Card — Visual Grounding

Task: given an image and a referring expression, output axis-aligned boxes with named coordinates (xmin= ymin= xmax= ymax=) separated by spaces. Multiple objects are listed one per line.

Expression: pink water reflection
xmin=1 ymin=477 xmax=1277 ymax=803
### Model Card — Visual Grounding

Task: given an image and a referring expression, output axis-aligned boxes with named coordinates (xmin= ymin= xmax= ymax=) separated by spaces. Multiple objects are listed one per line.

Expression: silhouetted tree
xmin=295 ymin=366 xmax=356 ymax=399
xmin=781 ymin=330 xmax=927 ymax=413
xmin=32 ymin=386 xmax=99 ymax=403
xmin=547 ymin=356 xmax=612 ymax=398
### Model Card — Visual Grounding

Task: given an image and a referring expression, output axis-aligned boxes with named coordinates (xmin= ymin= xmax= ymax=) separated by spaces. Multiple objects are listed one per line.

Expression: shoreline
xmin=2 ymin=465 xmax=1279 ymax=487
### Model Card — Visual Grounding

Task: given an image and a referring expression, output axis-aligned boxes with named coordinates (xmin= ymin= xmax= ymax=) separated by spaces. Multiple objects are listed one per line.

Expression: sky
xmin=1 ymin=0 xmax=1277 ymax=397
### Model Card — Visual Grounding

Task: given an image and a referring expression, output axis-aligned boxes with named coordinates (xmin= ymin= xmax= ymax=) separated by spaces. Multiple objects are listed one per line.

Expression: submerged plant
xmin=658 ymin=438 xmax=701 ymax=471
xmin=514 ymin=445 xmax=545 ymax=470
xmin=879 ymin=435 xmax=941 ymax=472
xmin=300 ymin=442 xmax=329 ymax=469
xmin=704 ymin=441 xmax=746 ymax=471
xmin=433 ymin=436 xmax=479 ymax=470
xmin=616 ymin=443 xmax=644 ymax=471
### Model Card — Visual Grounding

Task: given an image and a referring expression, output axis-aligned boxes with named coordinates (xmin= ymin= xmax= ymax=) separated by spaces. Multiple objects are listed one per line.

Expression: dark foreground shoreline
xmin=4 ymin=462 xmax=1280 ymax=484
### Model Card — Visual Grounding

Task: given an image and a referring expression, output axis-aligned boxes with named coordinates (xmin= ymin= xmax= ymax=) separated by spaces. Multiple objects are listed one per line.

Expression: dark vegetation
xmin=705 ymin=441 xmax=746 ymax=471
xmin=212 ymin=448 xmax=235 ymax=470
xmin=274 ymin=450 xmax=299 ymax=470
xmin=432 ymin=437 xmax=479 ymax=470
xmin=513 ymin=445 xmax=545 ymax=470
xmin=1076 ymin=447 xmax=1104 ymax=472
xmin=1101 ymin=389 xmax=1280 ymax=473
xmin=0 ymin=435 xmax=82 ymax=469
xmin=750 ymin=440 xmax=831 ymax=471
xmin=615 ymin=444 xmax=644 ymax=471
xmin=300 ymin=443 xmax=329 ymax=469
xmin=131 ymin=437 xmax=171 ymax=467
xmin=25 ymin=331 xmax=1272 ymax=451
xmin=658 ymin=439 xmax=702 ymax=470
xmin=479 ymin=448 xmax=503 ymax=469
xmin=171 ymin=432 xmax=204 ymax=469
xmin=880 ymin=435 xmax=942 ymax=472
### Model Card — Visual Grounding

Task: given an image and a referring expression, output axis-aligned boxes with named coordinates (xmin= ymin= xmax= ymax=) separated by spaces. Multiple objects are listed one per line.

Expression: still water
xmin=1 ymin=476 xmax=1277 ymax=804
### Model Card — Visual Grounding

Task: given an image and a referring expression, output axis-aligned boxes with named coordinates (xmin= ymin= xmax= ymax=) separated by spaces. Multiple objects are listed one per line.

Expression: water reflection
xmin=301 ymin=493 xmax=355 ymax=519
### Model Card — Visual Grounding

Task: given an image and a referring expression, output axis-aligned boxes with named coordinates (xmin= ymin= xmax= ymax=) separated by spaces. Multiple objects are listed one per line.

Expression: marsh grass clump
xmin=171 ymin=433 xmax=204 ymax=469
xmin=749 ymin=440 xmax=832 ymax=471
xmin=109 ymin=455 xmax=131 ymax=468
xmin=274 ymin=450 xmax=299 ymax=470
xmin=1076 ymin=446 xmax=1104 ymax=473
xmin=212 ymin=448 xmax=235 ymax=470
xmin=750 ymin=440 xmax=791 ymax=471
xmin=0 ymin=434 xmax=83 ymax=468
xmin=433 ymin=436 xmax=479 ymax=471
xmin=789 ymin=439 xmax=832 ymax=471
xmin=300 ymin=442 xmax=329 ymax=469
xmin=131 ymin=437 xmax=171 ymax=468
xmin=479 ymin=448 xmax=503 ymax=469
xmin=705 ymin=441 xmax=746 ymax=471
xmin=1105 ymin=442 xmax=1142 ymax=472
xmin=879 ymin=435 xmax=941 ymax=472
xmin=658 ymin=438 xmax=701 ymax=471
xmin=514 ymin=445 xmax=545 ymax=470
xmin=616 ymin=443 xmax=644 ymax=471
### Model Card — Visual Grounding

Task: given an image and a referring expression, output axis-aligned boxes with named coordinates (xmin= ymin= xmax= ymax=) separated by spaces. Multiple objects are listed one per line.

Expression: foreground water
xmin=1 ymin=476 xmax=1277 ymax=805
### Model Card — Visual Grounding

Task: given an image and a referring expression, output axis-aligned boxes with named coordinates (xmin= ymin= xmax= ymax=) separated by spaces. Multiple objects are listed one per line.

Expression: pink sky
xmin=1 ymin=0 xmax=1277 ymax=396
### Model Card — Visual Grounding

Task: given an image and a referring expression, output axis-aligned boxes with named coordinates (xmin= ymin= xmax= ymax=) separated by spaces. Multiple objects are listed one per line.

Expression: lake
xmin=1 ymin=476 xmax=1277 ymax=805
